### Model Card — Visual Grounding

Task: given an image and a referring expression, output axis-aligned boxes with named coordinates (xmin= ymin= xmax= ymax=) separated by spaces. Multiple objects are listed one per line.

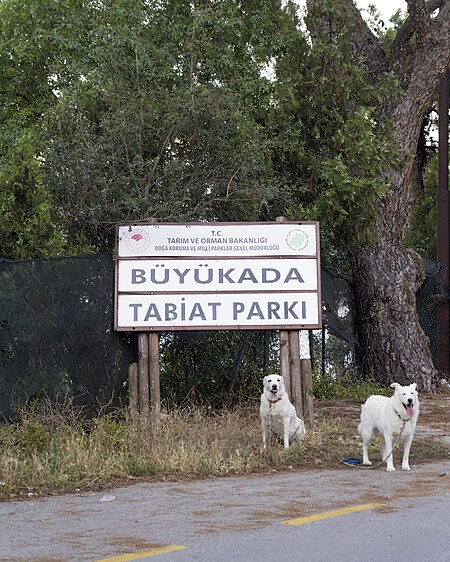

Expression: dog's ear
xmin=390 ymin=382 xmax=400 ymax=391
xmin=411 ymin=383 xmax=417 ymax=391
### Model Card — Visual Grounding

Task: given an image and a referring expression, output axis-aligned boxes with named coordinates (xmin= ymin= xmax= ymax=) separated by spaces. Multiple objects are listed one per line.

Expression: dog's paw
xmin=386 ymin=466 xmax=396 ymax=472
xmin=402 ymin=464 xmax=411 ymax=471
xmin=362 ymin=460 xmax=372 ymax=466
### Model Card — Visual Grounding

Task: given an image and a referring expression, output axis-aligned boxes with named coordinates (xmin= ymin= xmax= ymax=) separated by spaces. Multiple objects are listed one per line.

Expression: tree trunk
xmin=307 ymin=0 xmax=450 ymax=392
xmin=351 ymin=237 xmax=436 ymax=391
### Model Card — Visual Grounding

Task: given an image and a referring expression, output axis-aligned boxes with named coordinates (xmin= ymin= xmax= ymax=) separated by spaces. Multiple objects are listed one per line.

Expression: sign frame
xmin=114 ymin=221 xmax=321 ymax=331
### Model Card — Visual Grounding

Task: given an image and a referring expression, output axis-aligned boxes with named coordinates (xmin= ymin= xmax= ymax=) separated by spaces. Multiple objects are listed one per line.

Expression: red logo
xmin=123 ymin=228 xmax=151 ymax=254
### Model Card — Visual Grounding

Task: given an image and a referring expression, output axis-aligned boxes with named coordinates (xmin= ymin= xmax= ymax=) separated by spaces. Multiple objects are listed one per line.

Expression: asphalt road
xmin=1 ymin=461 xmax=449 ymax=562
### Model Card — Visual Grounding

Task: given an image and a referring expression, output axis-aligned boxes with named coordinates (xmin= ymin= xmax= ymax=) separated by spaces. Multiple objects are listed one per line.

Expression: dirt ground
xmin=410 ymin=392 xmax=450 ymax=447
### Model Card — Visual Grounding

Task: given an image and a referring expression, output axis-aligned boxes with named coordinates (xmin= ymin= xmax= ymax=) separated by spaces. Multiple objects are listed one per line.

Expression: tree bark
xmin=307 ymin=0 xmax=450 ymax=391
xmin=350 ymin=237 xmax=435 ymax=390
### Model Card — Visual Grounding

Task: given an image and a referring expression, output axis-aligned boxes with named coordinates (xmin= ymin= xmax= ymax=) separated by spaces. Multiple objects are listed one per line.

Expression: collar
xmin=395 ymin=409 xmax=411 ymax=422
xmin=268 ymin=397 xmax=282 ymax=405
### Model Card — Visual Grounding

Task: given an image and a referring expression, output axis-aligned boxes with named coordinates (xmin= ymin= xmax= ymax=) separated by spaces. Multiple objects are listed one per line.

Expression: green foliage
xmin=1 ymin=0 xmax=408 ymax=261
xmin=90 ymin=415 xmax=127 ymax=450
xmin=405 ymin=153 xmax=438 ymax=258
xmin=160 ymin=330 xmax=278 ymax=407
xmin=362 ymin=4 xmax=406 ymax=50
xmin=312 ymin=371 xmax=388 ymax=401
xmin=377 ymin=9 xmax=407 ymax=53
xmin=0 ymin=131 xmax=68 ymax=259
xmin=268 ymin=1 xmax=400 ymax=259
xmin=16 ymin=420 xmax=51 ymax=454
xmin=0 ymin=0 xmax=91 ymax=258
xmin=39 ymin=0 xmax=286 ymax=249
xmin=125 ymin=456 xmax=156 ymax=478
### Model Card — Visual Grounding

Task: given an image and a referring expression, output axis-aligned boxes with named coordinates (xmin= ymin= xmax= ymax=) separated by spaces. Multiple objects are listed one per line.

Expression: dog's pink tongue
xmin=406 ymin=405 xmax=414 ymax=418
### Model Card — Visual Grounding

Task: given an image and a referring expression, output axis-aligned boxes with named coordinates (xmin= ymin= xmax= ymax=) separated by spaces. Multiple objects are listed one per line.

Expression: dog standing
xmin=260 ymin=374 xmax=306 ymax=449
xmin=358 ymin=382 xmax=420 ymax=472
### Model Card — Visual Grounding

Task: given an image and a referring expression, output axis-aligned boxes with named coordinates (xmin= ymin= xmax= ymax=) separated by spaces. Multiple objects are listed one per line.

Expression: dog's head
xmin=263 ymin=374 xmax=285 ymax=397
xmin=390 ymin=382 xmax=419 ymax=418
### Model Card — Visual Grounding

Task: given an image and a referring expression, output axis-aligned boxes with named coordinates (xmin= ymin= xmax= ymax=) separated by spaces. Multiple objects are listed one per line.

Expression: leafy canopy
xmin=1 ymin=0 xmax=401 ymax=260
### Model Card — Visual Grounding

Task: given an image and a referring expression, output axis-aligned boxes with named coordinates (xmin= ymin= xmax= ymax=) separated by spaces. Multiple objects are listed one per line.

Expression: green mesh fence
xmin=417 ymin=258 xmax=449 ymax=368
xmin=0 ymin=254 xmax=446 ymax=419
xmin=0 ymin=255 xmax=136 ymax=420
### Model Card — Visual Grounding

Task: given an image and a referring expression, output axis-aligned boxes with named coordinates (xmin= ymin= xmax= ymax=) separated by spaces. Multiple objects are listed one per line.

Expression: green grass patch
xmin=312 ymin=372 xmax=388 ymax=402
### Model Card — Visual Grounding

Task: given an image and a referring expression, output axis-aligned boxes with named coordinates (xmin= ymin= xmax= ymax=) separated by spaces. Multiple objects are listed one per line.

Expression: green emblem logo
xmin=286 ymin=229 xmax=309 ymax=251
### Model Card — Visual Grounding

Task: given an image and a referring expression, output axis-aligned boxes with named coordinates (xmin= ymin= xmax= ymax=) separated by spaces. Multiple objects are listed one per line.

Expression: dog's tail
xmin=357 ymin=404 xmax=366 ymax=435
xmin=292 ymin=418 xmax=306 ymax=441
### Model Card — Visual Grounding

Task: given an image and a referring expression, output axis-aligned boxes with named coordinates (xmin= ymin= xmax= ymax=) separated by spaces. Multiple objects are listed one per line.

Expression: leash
xmin=368 ymin=418 xmax=407 ymax=470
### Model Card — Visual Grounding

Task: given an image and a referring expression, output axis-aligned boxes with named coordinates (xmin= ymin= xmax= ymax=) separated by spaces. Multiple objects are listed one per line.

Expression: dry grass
xmin=0 ymin=394 xmax=448 ymax=501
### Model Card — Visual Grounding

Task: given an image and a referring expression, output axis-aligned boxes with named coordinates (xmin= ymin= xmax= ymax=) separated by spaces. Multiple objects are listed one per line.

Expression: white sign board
xmin=117 ymin=259 xmax=318 ymax=293
xmin=115 ymin=222 xmax=321 ymax=331
xmin=117 ymin=223 xmax=317 ymax=257
xmin=117 ymin=293 xmax=320 ymax=329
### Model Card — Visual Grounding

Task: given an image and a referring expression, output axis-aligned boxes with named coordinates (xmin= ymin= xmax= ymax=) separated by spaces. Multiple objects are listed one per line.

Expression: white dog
xmin=260 ymin=374 xmax=306 ymax=449
xmin=358 ymin=382 xmax=420 ymax=472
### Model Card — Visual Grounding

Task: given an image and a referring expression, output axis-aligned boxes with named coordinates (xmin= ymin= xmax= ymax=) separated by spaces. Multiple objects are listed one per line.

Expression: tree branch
xmin=390 ymin=0 xmax=444 ymax=79
xmin=393 ymin=0 xmax=450 ymax=154
xmin=379 ymin=1 xmax=450 ymax=231
xmin=407 ymin=0 xmax=431 ymax=46
xmin=306 ymin=0 xmax=387 ymax=83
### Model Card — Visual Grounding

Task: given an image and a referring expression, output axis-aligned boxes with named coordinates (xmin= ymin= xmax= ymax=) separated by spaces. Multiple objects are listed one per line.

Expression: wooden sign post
xmin=127 ymin=333 xmax=161 ymax=419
